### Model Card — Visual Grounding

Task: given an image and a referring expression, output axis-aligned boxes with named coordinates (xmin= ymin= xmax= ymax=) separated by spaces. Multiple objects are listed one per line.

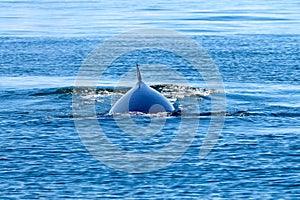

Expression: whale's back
xmin=109 ymin=81 xmax=174 ymax=114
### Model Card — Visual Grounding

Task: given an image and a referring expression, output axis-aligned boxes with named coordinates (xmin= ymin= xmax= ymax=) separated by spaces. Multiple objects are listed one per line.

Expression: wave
xmin=66 ymin=110 xmax=300 ymax=119
xmin=4 ymin=84 xmax=298 ymax=119
xmin=29 ymin=84 xmax=218 ymax=98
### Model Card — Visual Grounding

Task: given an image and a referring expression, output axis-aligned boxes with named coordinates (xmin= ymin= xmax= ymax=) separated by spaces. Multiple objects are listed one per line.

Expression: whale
xmin=109 ymin=65 xmax=175 ymax=115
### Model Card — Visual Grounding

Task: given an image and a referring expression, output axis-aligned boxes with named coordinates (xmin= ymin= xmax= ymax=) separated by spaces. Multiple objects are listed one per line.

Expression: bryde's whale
xmin=109 ymin=65 xmax=175 ymax=115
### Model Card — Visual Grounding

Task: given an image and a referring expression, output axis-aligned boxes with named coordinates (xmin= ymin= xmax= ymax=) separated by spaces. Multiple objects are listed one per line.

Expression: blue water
xmin=1 ymin=0 xmax=300 ymax=199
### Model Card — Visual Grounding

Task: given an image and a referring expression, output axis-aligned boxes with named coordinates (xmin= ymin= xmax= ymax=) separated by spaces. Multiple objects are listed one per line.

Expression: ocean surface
xmin=1 ymin=0 xmax=300 ymax=199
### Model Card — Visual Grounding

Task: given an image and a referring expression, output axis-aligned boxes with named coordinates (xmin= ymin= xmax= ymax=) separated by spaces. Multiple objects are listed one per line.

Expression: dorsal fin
xmin=136 ymin=64 xmax=142 ymax=82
